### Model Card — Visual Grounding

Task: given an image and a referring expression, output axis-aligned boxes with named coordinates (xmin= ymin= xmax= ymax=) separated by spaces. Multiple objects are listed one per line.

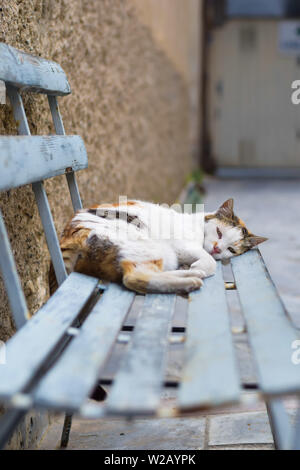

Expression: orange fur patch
xmin=123 ymin=271 xmax=151 ymax=294
xmin=237 ymin=217 xmax=246 ymax=228
xmin=93 ymin=201 xmax=138 ymax=210
xmin=60 ymin=219 xmax=121 ymax=281
xmin=121 ymin=260 xmax=137 ymax=274
xmin=145 ymin=259 xmax=163 ymax=271
xmin=121 ymin=258 xmax=163 ymax=275
xmin=121 ymin=259 xmax=163 ymax=294
xmin=113 ymin=201 xmax=138 ymax=207
xmin=60 ymin=226 xmax=91 ymax=249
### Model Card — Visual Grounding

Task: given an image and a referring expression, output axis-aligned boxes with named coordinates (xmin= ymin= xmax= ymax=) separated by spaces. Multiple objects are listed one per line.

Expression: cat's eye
xmin=216 ymin=227 xmax=222 ymax=239
xmin=228 ymin=247 xmax=236 ymax=254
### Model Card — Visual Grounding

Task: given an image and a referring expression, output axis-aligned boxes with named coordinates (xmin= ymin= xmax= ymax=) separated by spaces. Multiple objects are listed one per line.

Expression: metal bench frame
xmin=0 ymin=44 xmax=300 ymax=450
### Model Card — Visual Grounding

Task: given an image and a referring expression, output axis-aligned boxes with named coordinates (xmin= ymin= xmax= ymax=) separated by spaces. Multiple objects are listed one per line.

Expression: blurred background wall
xmin=208 ymin=20 xmax=300 ymax=170
xmin=0 ymin=0 xmax=202 ymax=448
xmin=204 ymin=0 xmax=300 ymax=175
xmin=132 ymin=0 xmax=202 ymax=158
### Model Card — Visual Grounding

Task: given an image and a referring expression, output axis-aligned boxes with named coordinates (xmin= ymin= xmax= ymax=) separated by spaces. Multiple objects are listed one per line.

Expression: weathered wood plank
xmin=106 ymin=294 xmax=176 ymax=415
xmin=266 ymin=399 xmax=292 ymax=450
xmin=231 ymin=249 xmax=300 ymax=396
xmin=48 ymin=95 xmax=83 ymax=212
xmin=34 ymin=284 xmax=134 ymax=411
xmin=178 ymin=262 xmax=240 ymax=410
xmin=0 ymin=136 xmax=87 ymax=191
xmin=0 ymin=273 xmax=98 ymax=400
xmin=0 ymin=80 xmax=5 ymax=104
xmin=0 ymin=43 xmax=70 ymax=95
xmin=32 ymin=181 xmax=67 ymax=286
xmin=6 ymin=87 xmax=68 ymax=286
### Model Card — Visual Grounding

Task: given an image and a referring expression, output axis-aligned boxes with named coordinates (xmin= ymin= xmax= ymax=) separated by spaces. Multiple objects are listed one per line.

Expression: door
xmin=208 ymin=20 xmax=300 ymax=168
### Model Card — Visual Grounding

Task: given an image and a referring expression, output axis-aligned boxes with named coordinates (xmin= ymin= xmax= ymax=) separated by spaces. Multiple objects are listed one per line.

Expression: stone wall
xmin=0 ymin=0 xmax=201 ymax=448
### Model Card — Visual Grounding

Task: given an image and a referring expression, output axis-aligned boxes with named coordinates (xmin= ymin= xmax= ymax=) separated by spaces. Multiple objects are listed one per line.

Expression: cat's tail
xmin=49 ymin=244 xmax=81 ymax=294
xmin=49 ymin=261 xmax=58 ymax=295
xmin=49 ymin=247 xmax=81 ymax=295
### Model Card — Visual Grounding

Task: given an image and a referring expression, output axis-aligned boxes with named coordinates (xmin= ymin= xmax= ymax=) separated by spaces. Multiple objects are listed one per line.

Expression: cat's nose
xmin=211 ymin=242 xmax=221 ymax=255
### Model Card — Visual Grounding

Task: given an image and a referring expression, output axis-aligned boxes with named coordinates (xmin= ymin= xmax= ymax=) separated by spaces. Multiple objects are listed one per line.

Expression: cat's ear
xmin=217 ymin=198 xmax=234 ymax=218
xmin=246 ymin=235 xmax=268 ymax=248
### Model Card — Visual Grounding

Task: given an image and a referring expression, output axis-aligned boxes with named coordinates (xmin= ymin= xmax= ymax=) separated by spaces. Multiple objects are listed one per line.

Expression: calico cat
xmin=50 ymin=198 xmax=267 ymax=295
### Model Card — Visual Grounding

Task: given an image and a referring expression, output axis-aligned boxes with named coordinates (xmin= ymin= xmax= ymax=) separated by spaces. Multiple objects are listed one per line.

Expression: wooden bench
xmin=0 ymin=44 xmax=300 ymax=450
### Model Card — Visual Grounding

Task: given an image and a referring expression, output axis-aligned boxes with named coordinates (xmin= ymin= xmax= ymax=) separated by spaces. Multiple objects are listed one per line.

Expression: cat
xmin=49 ymin=198 xmax=267 ymax=295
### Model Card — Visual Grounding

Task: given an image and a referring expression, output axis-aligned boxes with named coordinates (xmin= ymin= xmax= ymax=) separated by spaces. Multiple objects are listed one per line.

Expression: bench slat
xmin=106 ymin=294 xmax=176 ymax=415
xmin=231 ymin=249 xmax=300 ymax=396
xmin=33 ymin=284 xmax=134 ymax=411
xmin=0 ymin=43 xmax=70 ymax=95
xmin=0 ymin=273 xmax=98 ymax=400
xmin=6 ymin=87 xmax=68 ymax=286
xmin=48 ymin=95 xmax=83 ymax=213
xmin=0 ymin=210 xmax=28 ymax=329
xmin=0 ymin=136 xmax=88 ymax=191
xmin=178 ymin=262 xmax=240 ymax=410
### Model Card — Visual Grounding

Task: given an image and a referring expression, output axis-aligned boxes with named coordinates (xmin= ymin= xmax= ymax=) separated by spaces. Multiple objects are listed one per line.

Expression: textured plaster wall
xmin=0 ymin=0 xmax=199 ymax=343
xmin=132 ymin=0 xmax=202 ymax=157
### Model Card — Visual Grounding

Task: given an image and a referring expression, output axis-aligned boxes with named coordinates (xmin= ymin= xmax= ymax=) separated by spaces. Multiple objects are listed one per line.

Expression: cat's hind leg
xmin=122 ymin=260 xmax=203 ymax=294
xmin=163 ymin=268 xmax=206 ymax=279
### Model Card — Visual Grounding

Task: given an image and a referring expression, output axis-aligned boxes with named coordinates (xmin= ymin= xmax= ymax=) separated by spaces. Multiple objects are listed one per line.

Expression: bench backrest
xmin=0 ymin=43 xmax=88 ymax=329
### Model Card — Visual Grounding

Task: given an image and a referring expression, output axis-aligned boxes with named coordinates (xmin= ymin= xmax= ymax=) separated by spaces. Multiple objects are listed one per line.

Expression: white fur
xmin=73 ymin=201 xmax=242 ymax=280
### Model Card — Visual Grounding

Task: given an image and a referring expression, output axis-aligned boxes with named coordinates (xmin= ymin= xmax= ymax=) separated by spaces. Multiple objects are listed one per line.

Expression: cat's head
xmin=204 ymin=198 xmax=267 ymax=260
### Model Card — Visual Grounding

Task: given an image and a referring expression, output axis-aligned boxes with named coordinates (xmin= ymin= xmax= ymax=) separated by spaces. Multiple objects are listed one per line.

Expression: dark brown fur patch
xmin=51 ymin=204 xmax=143 ymax=293
xmin=86 ymin=208 xmax=145 ymax=229
xmin=74 ymin=234 xmax=121 ymax=282
xmin=50 ymin=217 xmax=122 ymax=293
xmin=49 ymin=262 xmax=58 ymax=295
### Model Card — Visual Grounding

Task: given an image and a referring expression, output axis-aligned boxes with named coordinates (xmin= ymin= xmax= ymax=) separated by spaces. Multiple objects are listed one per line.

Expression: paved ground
xmin=36 ymin=178 xmax=300 ymax=450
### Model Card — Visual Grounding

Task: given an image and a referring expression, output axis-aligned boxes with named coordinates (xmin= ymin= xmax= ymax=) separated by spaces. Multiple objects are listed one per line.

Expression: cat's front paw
xmin=191 ymin=256 xmax=216 ymax=278
xmin=188 ymin=269 xmax=206 ymax=279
